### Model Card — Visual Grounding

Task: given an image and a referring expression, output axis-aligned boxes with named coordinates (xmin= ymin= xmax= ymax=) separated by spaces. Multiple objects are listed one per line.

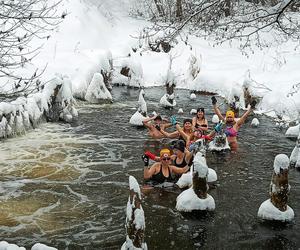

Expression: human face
xmin=194 ymin=129 xmax=203 ymax=138
xmin=226 ymin=116 xmax=234 ymax=124
xmin=161 ymin=153 xmax=171 ymax=163
xmin=173 ymin=148 xmax=183 ymax=156
xmin=197 ymin=111 xmax=204 ymax=118
xmin=184 ymin=122 xmax=192 ymax=130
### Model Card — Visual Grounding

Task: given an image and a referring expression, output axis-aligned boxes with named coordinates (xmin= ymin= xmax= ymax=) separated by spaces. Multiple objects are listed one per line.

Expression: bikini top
xmin=173 ymin=154 xmax=188 ymax=168
xmin=150 ymin=164 xmax=173 ymax=184
xmin=225 ymin=126 xmax=238 ymax=137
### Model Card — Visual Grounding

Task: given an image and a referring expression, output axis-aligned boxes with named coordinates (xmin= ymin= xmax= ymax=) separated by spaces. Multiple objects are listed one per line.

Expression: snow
xmin=257 ymin=199 xmax=294 ymax=222
xmin=190 ymin=93 xmax=196 ymax=100
xmin=190 ymin=109 xmax=197 ymax=115
xmin=176 ymin=187 xmax=215 ymax=212
xmin=159 ymin=94 xmax=176 ymax=108
xmin=212 ymin=114 xmax=220 ymax=124
xmin=129 ymin=111 xmax=147 ymax=126
xmin=273 ymin=154 xmax=289 ymax=174
xmin=251 ymin=118 xmax=260 ymax=127
xmin=129 ymin=175 xmax=141 ymax=199
xmin=0 ymin=241 xmax=56 ymax=250
xmin=138 ymin=89 xmax=147 ymax=114
xmin=85 ymin=73 xmax=112 ymax=103
xmin=176 ymin=168 xmax=217 ymax=188
xmin=208 ymin=136 xmax=231 ymax=151
xmin=31 ymin=243 xmax=58 ymax=250
xmin=285 ymin=124 xmax=300 ymax=138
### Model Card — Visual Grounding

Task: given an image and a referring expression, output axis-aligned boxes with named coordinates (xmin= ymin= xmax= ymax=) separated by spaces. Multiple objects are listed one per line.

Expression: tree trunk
xmin=176 ymin=0 xmax=183 ymax=20
xmin=270 ymin=169 xmax=289 ymax=211
xmin=193 ymin=172 xmax=208 ymax=199
xmin=224 ymin=0 xmax=231 ymax=17
xmin=153 ymin=0 xmax=165 ymax=17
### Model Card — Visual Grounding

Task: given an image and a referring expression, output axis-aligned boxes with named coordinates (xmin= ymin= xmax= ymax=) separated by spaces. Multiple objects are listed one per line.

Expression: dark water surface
xmin=0 ymin=87 xmax=299 ymax=250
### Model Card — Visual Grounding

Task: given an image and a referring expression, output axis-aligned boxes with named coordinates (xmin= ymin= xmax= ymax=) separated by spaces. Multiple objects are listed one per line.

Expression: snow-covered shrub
xmin=186 ymin=53 xmax=201 ymax=82
xmin=85 ymin=73 xmax=112 ymax=103
xmin=118 ymin=58 xmax=144 ymax=88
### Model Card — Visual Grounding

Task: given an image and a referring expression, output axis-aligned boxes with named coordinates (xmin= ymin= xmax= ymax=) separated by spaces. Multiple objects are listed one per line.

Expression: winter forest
xmin=0 ymin=0 xmax=300 ymax=249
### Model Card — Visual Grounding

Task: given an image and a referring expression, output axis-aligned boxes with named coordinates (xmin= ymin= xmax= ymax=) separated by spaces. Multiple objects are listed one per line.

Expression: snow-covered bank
xmin=1 ymin=0 xmax=299 ymax=123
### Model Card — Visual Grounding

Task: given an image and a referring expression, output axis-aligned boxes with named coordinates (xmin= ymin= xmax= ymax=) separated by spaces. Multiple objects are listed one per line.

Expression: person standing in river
xmin=192 ymin=107 xmax=209 ymax=134
xmin=212 ymin=96 xmax=256 ymax=151
xmin=143 ymin=148 xmax=189 ymax=184
xmin=142 ymin=114 xmax=172 ymax=139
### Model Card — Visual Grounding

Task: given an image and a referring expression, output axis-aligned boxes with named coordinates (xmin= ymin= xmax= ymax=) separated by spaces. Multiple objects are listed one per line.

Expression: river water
xmin=0 ymin=87 xmax=299 ymax=250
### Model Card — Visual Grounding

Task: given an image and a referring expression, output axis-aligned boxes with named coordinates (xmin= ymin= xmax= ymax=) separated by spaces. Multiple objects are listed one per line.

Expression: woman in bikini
xmin=212 ymin=96 xmax=256 ymax=151
xmin=192 ymin=108 xmax=208 ymax=133
xmin=144 ymin=148 xmax=189 ymax=184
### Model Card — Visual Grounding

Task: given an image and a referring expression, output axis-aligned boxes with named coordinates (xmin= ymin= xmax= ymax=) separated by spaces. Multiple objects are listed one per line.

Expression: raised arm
xmin=212 ymin=96 xmax=225 ymax=121
xmin=170 ymin=164 xmax=189 ymax=175
xmin=175 ymin=123 xmax=189 ymax=141
xmin=236 ymin=100 xmax=256 ymax=127
xmin=160 ymin=128 xmax=179 ymax=139
xmin=142 ymin=115 xmax=157 ymax=128
xmin=144 ymin=163 xmax=159 ymax=179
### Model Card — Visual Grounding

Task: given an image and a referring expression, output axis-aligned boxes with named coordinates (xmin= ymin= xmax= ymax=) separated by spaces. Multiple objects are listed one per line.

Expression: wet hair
xmin=183 ymin=118 xmax=192 ymax=125
xmin=197 ymin=107 xmax=205 ymax=113
xmin=154 ymin=115 xmax=162 ymax=121
xmin=173 ymin=140 xmax=185 ymax=153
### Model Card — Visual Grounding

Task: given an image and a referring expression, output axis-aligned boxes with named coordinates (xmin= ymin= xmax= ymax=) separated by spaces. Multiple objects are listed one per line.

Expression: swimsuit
xmin=225 ymin=126 xmax=238 ymax=137
xmin=150 ymin=164 xmax=173 ymax=184
xmin=173 ymin=154 xmax=188 ymax=168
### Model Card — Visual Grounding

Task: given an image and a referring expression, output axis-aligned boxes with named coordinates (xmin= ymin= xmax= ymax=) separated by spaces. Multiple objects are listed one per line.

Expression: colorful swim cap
xmin=160 ymin=148 xmax=171 ymax=157
xmin=226 ymin=110 xmax=235 ymax=118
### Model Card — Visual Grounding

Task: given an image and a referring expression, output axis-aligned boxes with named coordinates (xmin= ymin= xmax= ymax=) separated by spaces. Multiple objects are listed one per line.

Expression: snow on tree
xmin=176 ymin=152 xmax=215 ymax=212
xmin=121 ymin=176 xmax=147 ymax=250
xmin=186 ymin=53 xmax=201 ymax=83
xmin=0 ymin=74 xmax=78 ymax=139
xmin=119 ymin=58 xmax=144 ymax=88
xmin=251 ymin=118 xmax=260 ymax=127
xmin=290 ymin=132 xmax=300 ymax=168
xmin=130 ymin=89 xmax=148 ymax=126
xmin=257 ymin=154 xmax=294 ymax=222
xmin=85 ymin=73 xmax=113 ymax=103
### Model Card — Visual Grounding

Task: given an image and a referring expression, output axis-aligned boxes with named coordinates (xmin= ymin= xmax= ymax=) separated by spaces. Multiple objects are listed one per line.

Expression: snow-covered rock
xmin=0 ymin=241 xmax=25 ymax=250
xmin=138 ymin=89 xmax=147 ymax=115
xmin=129 ymin=111 xmax=147 ymax=126
xmin=176 ymin=187 xmax=215 ymax=212
xmin=273 ymin=154 xmax=289 ymax=174
xmin=285 ymin=124 xmax=300 ymax=138
xmin=212 ymin=114 xmax=219 ymax=124
xmin=160 ymin=94 xmax=176 ymax=108
xmin=208 ymin=135 xmax=230 ymax=151
xmin=251 ymin=118 xmax=260 ymax=127
xmin=257 ymin=199 xmax=294 ymax=222
xmin=178 ymin=108 xmax=184 ymax=114
xmin=31 ymin=243 xmax=58 ymax=250
xmin=290 ymin=134 xmax=300 ymax=168
xmin=190 ymin=109 xmax=197 ymax=115
xmin=190 ymin=93 xmax=196 ymax=100
xmin=85 ymin=73 xmax=112 ymax=103
xmin=176 ymin=152 xmax=215 ymax=212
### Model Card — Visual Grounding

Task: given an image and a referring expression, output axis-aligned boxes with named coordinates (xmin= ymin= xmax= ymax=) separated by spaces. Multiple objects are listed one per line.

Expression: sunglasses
xmin=162 ymin=157 xmax=171 ymax=161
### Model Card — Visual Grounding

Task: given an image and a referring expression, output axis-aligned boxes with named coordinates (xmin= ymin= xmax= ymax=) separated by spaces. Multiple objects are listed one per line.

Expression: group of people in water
xmin=142 ymin=96 xmax=256 ymax=185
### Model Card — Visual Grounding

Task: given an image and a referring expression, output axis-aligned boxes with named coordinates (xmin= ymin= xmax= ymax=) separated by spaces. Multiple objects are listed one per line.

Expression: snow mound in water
xmin=178 ymin=108 xmax=184 ymax=114
xmin=257 ymin=199 xmax=294 ymax=222
xmin=251 ymin=118 xmax=260 ymax=127
xmin=190 ymin=109 xmax=197 ymax=115
xmin=176 ymin=187 xmax=215 ymax=212
xmin=176 ymin=168 xmax=217 ymax=188
xmin=285 ymin=124 xmax=300 ymax=138
xmin=290 ymin=144 xmax=300 ymax=168
xmin=32 ymin=243 xmax=58 ymax=250
xmin=273 ymin=154 xmax=289 ymax=174
xmin=129 ymin=111 xmax=147 ymax=126
xmin=85 ymin=73 xmax=112 ymax=103
xmin=190 ymin=93 xmax=196 ymax=100
xmin=160 ymin=94 xmax=176 ymax=108
xmin=212 ymin=114 xmax=219 ymax=124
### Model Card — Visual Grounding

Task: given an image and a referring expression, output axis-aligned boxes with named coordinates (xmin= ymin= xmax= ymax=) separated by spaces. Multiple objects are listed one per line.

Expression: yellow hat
xmin=226 ymin=110 xmax=235 ymax=118
xmin=160 ymin=148 xmax=171 ymax=157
